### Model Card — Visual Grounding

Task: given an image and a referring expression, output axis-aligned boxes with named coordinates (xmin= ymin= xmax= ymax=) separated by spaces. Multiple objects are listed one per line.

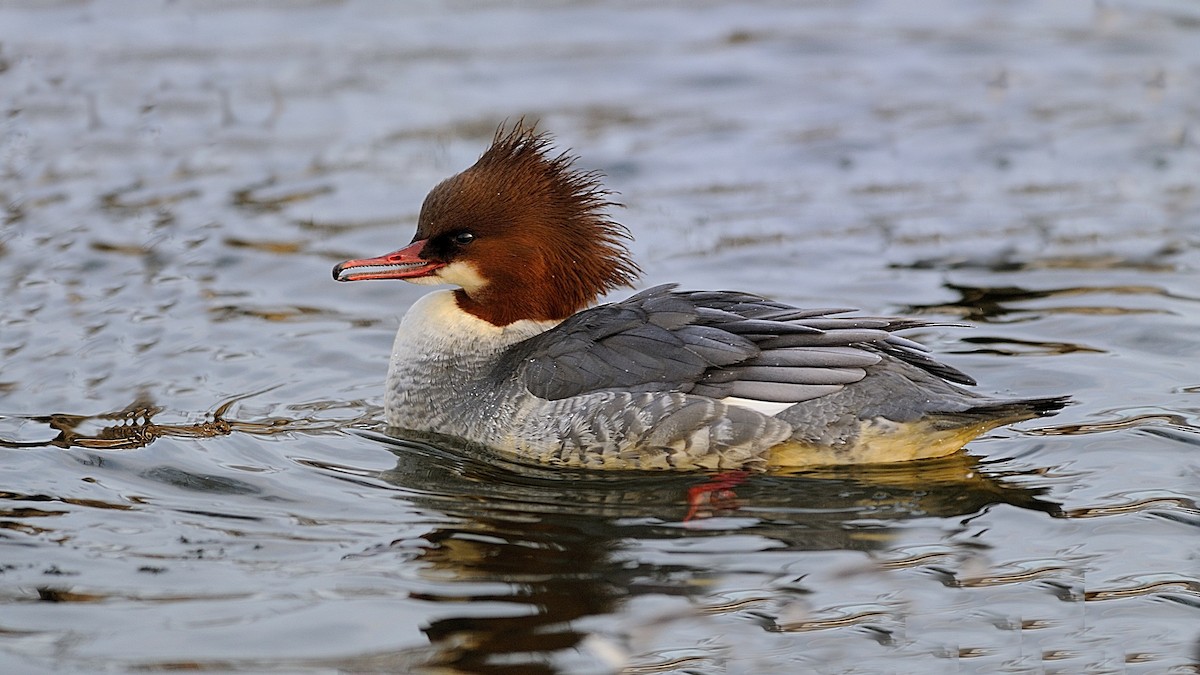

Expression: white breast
xmin=384 ymin=290 xmax=559 ymax=431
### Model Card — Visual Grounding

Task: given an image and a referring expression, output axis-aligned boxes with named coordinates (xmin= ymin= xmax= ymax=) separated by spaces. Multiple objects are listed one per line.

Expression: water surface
xmin=2 ymin=1 xmax=1199 ymax=672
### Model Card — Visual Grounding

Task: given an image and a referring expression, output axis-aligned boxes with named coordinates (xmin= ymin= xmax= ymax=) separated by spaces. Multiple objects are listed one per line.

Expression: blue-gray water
xmin=2 ymin=1 xmax=1198 ymax=672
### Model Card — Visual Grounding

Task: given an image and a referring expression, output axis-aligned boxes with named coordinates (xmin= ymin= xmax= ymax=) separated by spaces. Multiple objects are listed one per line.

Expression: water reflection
xmin=903 ymin=281 xmax=1182 ymax=322
xmin=0 ymin=395 xmax=232 ymax=450
xmin=357 ymin=431 xmax=1060 ymax=672
xmin=0 ymin=392 xmax=375 ymax=450
xmin=895 ymin=249 xmax=1184 ymax=274
xmin=412 ymin=521 xmax=620 ymax=674
xmin=949 ymin=335 xmax=1104 ymax=356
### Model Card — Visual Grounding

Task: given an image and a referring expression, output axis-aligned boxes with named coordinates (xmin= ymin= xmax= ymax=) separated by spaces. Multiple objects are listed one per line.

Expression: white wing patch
xmin=720 ymin=396 xmax=795 ymax=417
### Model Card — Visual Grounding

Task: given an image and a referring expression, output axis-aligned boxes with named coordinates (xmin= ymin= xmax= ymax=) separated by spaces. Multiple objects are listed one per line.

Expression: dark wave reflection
xmin=902 ymin=281 xmax=1191 ymax=322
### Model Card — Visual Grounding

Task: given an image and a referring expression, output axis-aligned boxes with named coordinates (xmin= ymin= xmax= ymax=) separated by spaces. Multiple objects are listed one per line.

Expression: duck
xmin=333 ymin=123 xmax=1068 ymax=471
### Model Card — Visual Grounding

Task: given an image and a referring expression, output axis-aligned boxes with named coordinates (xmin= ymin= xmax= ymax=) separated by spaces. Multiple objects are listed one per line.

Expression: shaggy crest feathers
xmin=417 ymin=121 xmax=640 ymax=325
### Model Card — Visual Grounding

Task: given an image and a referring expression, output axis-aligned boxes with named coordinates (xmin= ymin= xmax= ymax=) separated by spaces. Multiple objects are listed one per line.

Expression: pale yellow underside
xmin=765 ymin=419 xmax=999 ymax=470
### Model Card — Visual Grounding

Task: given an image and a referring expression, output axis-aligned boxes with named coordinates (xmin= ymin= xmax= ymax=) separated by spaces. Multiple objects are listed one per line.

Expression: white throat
xmin=391 ymin=290 xmax=557 ymax=359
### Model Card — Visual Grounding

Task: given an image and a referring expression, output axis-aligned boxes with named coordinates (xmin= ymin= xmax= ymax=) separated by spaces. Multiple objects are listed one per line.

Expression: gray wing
xmin=495 ymin=284 xmax=975 ymax=404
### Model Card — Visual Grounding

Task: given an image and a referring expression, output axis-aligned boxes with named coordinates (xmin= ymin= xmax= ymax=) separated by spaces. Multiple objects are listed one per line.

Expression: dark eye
xmin=453 ymin=232 xmax=476 ymax=245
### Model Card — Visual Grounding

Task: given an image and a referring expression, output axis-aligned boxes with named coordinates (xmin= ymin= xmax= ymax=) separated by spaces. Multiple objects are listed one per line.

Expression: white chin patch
xmin=406 ymin=275 xmax=446 ymax=287
xmin=422 ymin=261 xmax=488 ymax=293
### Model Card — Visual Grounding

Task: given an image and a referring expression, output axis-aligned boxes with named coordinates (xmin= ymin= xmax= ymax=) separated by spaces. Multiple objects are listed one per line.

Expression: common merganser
xmin=334 ymin=124 xmax=1068 ymax=471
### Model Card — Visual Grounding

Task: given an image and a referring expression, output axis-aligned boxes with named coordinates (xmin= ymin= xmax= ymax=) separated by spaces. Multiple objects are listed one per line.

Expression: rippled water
xmin=2 ymin=1 xmax=1199 ymax=672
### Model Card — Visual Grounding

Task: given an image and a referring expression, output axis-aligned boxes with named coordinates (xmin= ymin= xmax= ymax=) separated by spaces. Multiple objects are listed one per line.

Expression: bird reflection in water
xmin=359 ymin=431 xmax=1061 ymax=673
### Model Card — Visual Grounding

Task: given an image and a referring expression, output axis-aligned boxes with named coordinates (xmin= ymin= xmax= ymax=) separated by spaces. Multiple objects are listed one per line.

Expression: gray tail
xmin=954 ymin=395 xmax=1071 ymax=426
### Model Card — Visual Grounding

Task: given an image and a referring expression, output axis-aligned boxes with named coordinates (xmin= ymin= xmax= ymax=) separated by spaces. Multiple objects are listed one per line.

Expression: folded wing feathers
xmin=514 ymin=285 xmax=973 ymax=404
xmin=728 ymin=381 xmax=844 ymax=403
xmin=694 ymin=306 xmax=751 ymax=323
xmin=720 ymin=318 xmax=824 ymax=335
xmin=882 ymin=333 xmax=933 ymax=353
xmin=529 ymin=358 xmax=583 ymax=401
xmin=689 ymin=383 xmax=732 ymax=398
xmin=742 ymin=346 xmax=882 ymax=368
xmin=878 ymin=341 xmax=977 ymax=386
xmin=794 ymin=317 xmax=893 ymax=331
xmin=604 ymin=332 xmax=692 ymax=371
xmin=756 ymin=307 xmax=858 ymax=321
xmin=757 ymin=329 xmax=894 ymax=350
xmin=732 ymin=365 xmax=865 ymax=385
